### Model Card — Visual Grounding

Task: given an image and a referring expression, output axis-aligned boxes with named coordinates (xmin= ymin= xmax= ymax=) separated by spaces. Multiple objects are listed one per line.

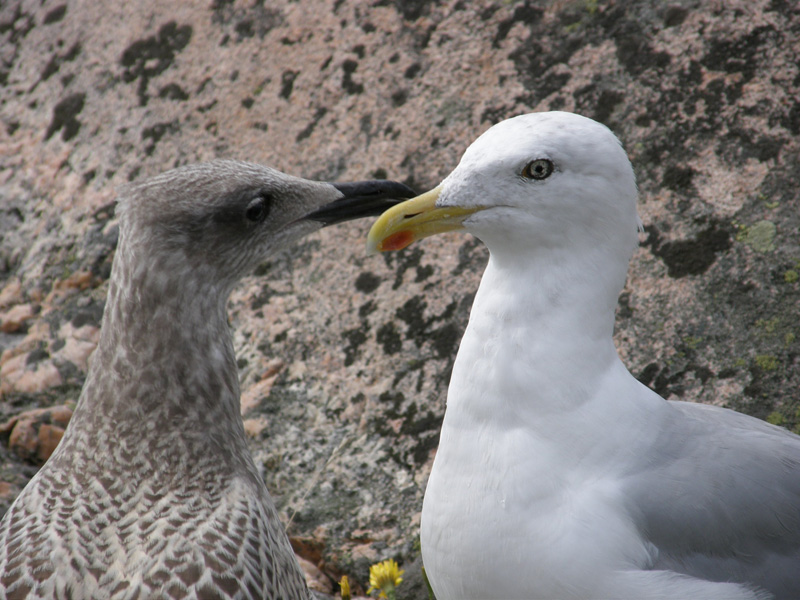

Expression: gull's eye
xmin=245 ymin=194 xmax=271 ymax=223
xmin=521 ymin=159 xmax=554 ymax=181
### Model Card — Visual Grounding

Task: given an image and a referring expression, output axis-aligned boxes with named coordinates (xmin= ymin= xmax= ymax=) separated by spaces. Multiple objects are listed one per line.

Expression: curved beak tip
xmin=366 ymin=186 xmax=484 ymax=255
xmin=366 ymin=229 xmax=415 ymax=255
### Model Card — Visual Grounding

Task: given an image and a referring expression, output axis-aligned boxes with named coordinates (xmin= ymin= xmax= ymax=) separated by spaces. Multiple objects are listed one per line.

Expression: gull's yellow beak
xmin=366 ymin=186 xmax=484 ymax=254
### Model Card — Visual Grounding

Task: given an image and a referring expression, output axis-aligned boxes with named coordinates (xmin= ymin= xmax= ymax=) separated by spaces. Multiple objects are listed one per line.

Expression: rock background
xmin=1 ymin=0 xmax=798 ymax=596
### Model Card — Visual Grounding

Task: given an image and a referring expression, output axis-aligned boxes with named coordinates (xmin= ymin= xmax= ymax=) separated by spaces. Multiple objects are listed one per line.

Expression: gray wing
xmin=622 ymin=400 xmax=800 ymax=599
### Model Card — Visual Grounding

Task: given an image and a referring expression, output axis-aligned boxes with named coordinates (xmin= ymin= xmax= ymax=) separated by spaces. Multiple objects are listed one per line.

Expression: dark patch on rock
xmin=663 ymin=5 xmax=688 ymax=28
xmin=43 ymin=4 xmax=68 ymax=25
xmin=494 ymin=1 xmax=543 ymax=47
xmin=341 ymin=59 xmax=364 ymax=95
xmin=382 ymin=246 xmax=425 ymax=290
xmin=396 ymin=296 xmax=459 ymax=356
xmin=359 ymin=113 xmax=372 ymax=135
xmin=413 ymin=25 xmax=436 ymax=51
xmin=354 ymin=272 xmax=381 ymax=294
xmin=742 ymin=366 xmax=780 ymax=420
xmin=241 ymin=97 xmax=254 ymax=109
xmin=209 ymin=0 xmax=234 ymax=10
xmin=342 ymin=324 xmax=369 ymax=367
xmin=451 ymin=237 xmax=486 ymax=278
xmin=41 ymin=40 xmax=81 ymax=81
xmin=1 ymin=5 xmax=34 ymax=40
xmin=637 ymin=361 xmax=713 ymax=400
xmin=375 ymin=0 xmax=441 ymax=21
xmin=661 ymin=165 xmax=696 ymax=193
xmin=197 ymin=99 xmax=217 ymax=114
xmin=780 ymin=101 xmax=800 ymax=135
xmin=643 ymin=220 xmax=733 ymax=278
xmin=573 ymin=84 xmax=624 ymax=125
xmin=701 ymin=25 xmax=777 ymax=83
xmin=480 ymin=4 xmax=500 ymax=21
xmin=371 ymin=391 xmax=442 ymax=467
xmin=507 ymin=3 xmax=589 ymax=103
xmin=429 ymin=322 xmax=459 ymax=358
xmin=415 ymin=264 xmax=434 ymax=282
xmin=141 ymin=120 xmax=180 ymax=156
xmin=376 ymin=322 xmax=402 ymax=355
xmin=296 ymin=107 xmax=327 ymax=142
xmin=396 ymin=295 xmax=428 ymax=346
xmin=616 ymin=291 xmax=633 ymax=320
xmin=235 ymin=19 xmax=255 ymax=39
xmin=399 ymin=403 xmax=443 ymax=465
xmin=0 ymin=1 xmax=35 ymax=87
xmin=718 ymin=127 xmax=785 ymax=163
xmin=211 ymin=2 xmax=283 ymax=40
xmin=481 ymin=105 xmax=515 ymax=125
xmin=399 ymin=402 xmax=441 ymax=436
xmin=403 ymin=62 xmax=421 ymax=79
xmin=612 ymin=20 xmax=671 ymax=77
xmin=25 ymin=346 xmax=49 ymax=365
xmin=359 ymin=300 xmax=377 ymax=319
xmin=391 ymin=88 xmax=408 ymax=107
xmin=279 ymin=70 xmax=298 ymax=99
xmin=706 ymin=76 xmax=743 ymax=108
xmin=250 ymin=284 xmax=279 ymax=311
xmin=120 ymin=21 xmax=193 ymax=106
xmin=158 ymin=83 xmax=189 ymax=101
xmin=45 ymin=92 xmax=85 ymax=141
xmin=69 ymin=301 xmax=104 ymax=328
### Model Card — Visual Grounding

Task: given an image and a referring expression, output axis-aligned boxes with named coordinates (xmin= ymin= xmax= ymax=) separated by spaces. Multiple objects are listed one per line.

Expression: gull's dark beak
xmin=305 ymin=180 xmax=416 ymax=227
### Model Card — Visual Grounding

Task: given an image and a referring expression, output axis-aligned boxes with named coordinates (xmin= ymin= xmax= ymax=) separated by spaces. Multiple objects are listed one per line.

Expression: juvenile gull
xmin=367 ymin=112 xmax=800 ymax=600
xmin=0 ymin=160 xmax=413 ymax=599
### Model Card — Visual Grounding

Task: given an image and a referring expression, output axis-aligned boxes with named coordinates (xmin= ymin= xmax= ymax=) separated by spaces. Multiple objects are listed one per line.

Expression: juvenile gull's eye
xmin=245 ymin=195 xmax=270 ymax=222
xmin=521 ymin=159 xmax=554 ymax=180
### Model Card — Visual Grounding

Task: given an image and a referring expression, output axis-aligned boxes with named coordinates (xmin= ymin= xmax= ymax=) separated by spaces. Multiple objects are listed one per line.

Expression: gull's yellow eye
xmin=521 ymin=159 xmax=554 ymax=180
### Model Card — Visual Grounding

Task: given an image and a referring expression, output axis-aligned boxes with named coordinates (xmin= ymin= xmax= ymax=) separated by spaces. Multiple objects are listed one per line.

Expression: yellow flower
xmin=367 ymin=559 xmax=404 ymax=599
xmin=339 ymin=575 xmax=351 ymax=600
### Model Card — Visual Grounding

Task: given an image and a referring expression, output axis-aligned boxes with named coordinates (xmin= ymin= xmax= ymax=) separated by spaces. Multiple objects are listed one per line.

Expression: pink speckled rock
xmin=1 ymin=0 xmax=798 ymax=595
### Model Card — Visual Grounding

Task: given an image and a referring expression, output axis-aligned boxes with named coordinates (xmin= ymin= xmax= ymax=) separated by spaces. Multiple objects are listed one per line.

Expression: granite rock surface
xmin=1 ymin=0 xmax=798 ymax=596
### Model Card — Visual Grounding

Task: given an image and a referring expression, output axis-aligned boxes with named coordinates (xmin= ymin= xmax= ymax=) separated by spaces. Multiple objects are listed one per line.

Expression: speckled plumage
xmin=0 ymin=161 xmax=411 ymax=600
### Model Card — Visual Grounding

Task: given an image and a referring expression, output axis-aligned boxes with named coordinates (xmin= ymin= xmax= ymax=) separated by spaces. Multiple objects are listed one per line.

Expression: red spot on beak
xmin=381 ymin=230 xmax=414 ymax=251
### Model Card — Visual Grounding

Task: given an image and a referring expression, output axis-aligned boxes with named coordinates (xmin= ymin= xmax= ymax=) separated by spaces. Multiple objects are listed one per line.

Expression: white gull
xmin=367 ymin=112 xmax=800 ymax=600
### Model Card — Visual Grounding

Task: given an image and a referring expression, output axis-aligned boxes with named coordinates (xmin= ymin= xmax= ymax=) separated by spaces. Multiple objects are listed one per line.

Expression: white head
xmin=368 ymin=112 xmax=640 ymax=276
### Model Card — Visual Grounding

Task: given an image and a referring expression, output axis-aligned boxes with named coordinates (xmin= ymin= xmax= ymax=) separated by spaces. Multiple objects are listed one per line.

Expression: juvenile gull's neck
xmin=54 ymin=222 xmax=256 ymax=485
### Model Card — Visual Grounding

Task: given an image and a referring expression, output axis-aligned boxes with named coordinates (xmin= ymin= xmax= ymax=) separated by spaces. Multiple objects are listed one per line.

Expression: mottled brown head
xmin=117 ymin=160 xmax=413 ymax=286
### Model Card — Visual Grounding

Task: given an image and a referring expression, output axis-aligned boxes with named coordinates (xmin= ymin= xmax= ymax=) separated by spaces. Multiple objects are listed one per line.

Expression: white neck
xmin=445 ymin=242 xmax=658 ymax=443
